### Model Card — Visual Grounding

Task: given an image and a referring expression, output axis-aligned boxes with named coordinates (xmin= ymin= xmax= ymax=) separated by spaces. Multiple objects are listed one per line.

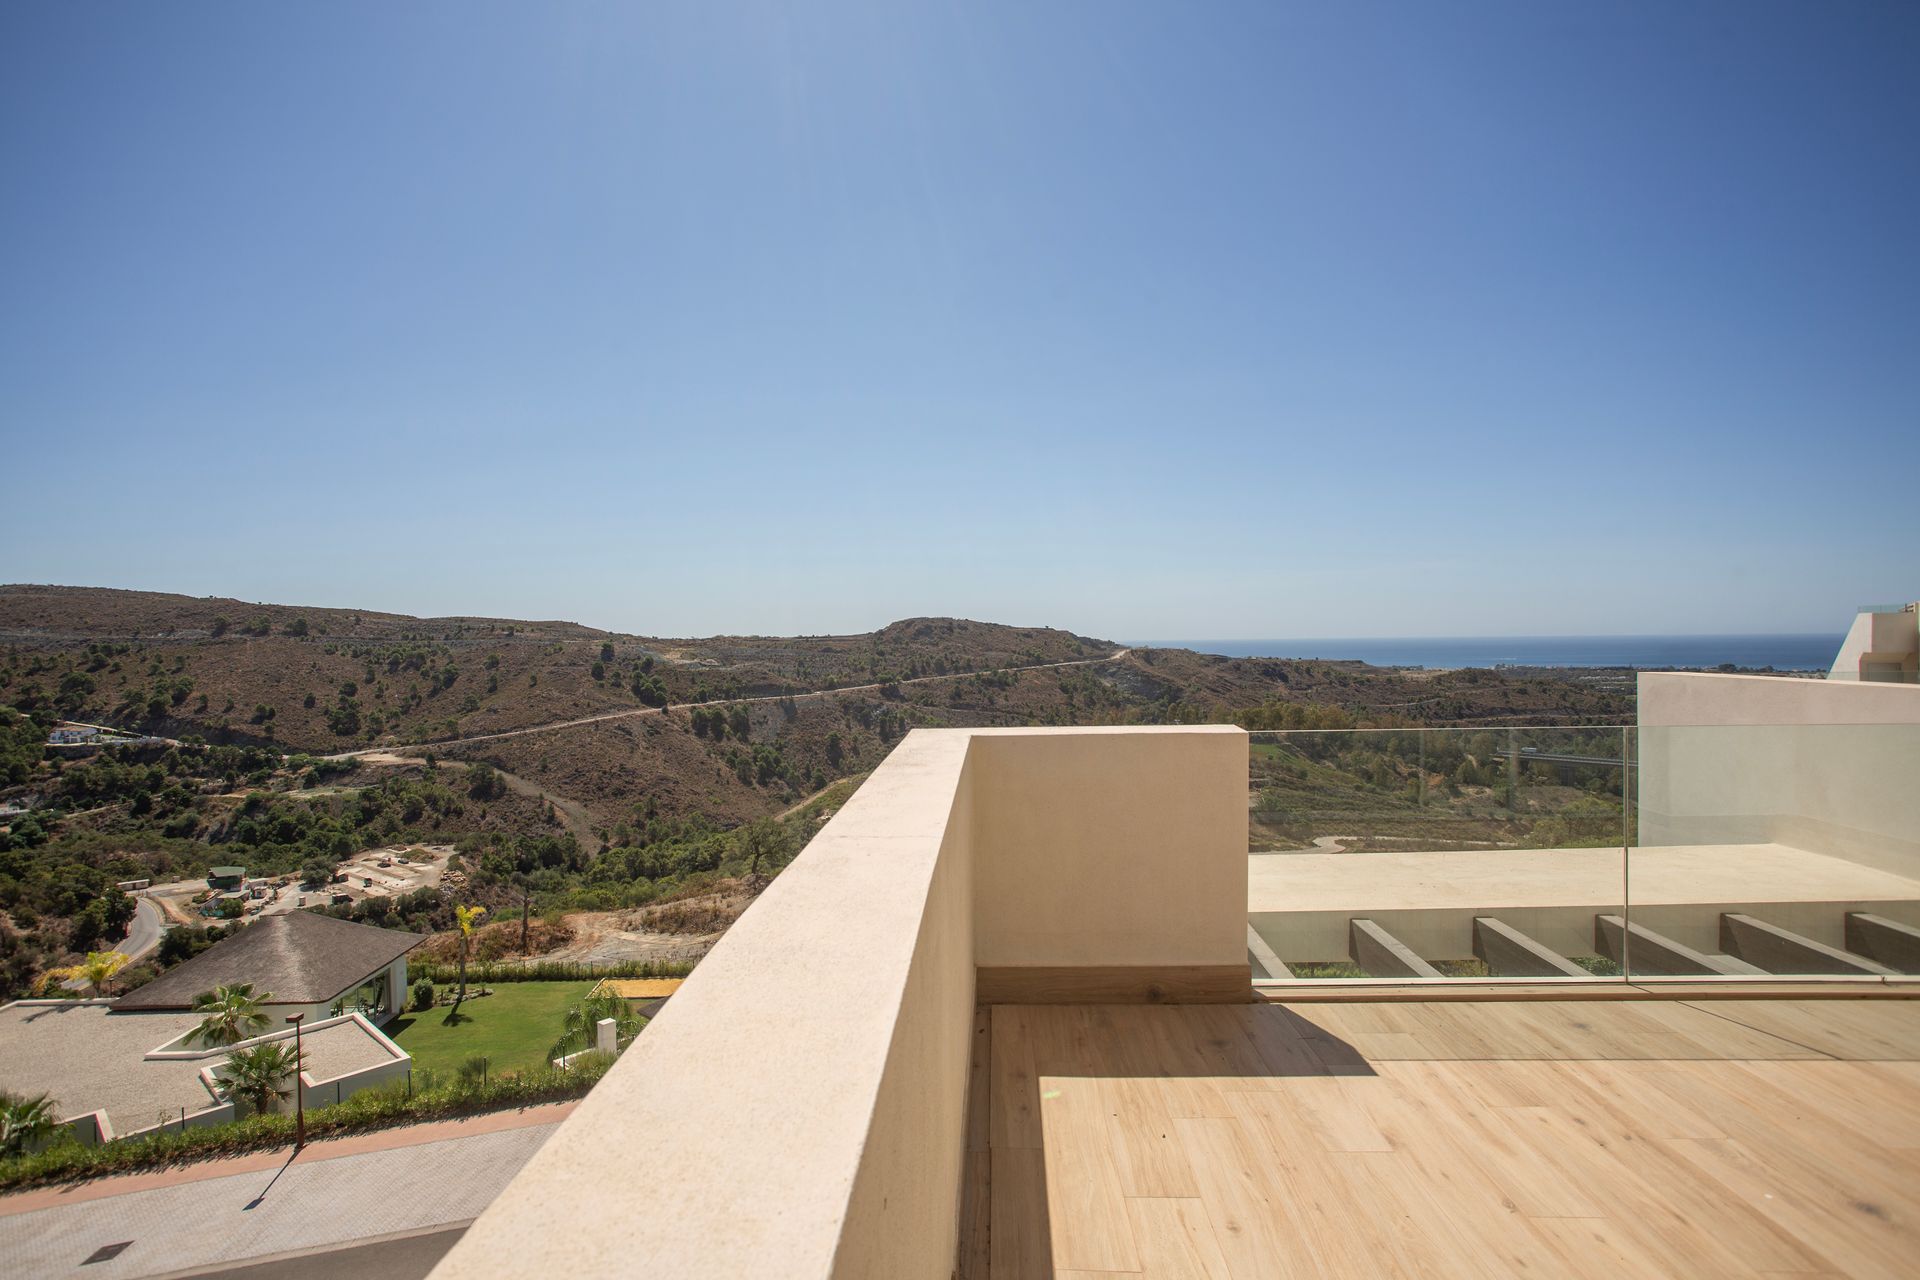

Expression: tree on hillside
xmin=741 ymin=818 xmax=793 ymax=883
xmin=190 ymin=982 xmax=271 ymax=1047
xmin=454 ymin=903 xmax=488 ymax=1004
xmin=467 ymin=761 xmax=507 ymax=801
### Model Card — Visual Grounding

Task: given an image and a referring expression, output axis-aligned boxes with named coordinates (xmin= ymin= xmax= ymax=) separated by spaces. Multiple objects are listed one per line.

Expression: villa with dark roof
xmin=113 ymin=911 xmax=425 ymax=1025
xmin=0 ymin=913 xmax=424 ymax=1143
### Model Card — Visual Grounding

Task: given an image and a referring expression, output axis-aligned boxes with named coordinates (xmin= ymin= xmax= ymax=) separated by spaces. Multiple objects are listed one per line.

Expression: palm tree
xmin=218 ymin=1042 xmax=301 ymax=1115
xmin=0 ymin=1091 xmax=57 ymax=1157
xmin=548 ymin=989 xmax=644 ymax=1063
xmin=453 ymin=904 xmax=487 ymax=1004
xmin=190 ymin=983 xmax=271 ymax=1048
xmin=45 ymin=950 xmax=129 ymax=998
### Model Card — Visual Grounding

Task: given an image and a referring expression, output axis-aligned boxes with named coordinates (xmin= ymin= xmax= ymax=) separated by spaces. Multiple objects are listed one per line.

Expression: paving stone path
xmin=0 ymin=1119 xmax=559 ymax=1278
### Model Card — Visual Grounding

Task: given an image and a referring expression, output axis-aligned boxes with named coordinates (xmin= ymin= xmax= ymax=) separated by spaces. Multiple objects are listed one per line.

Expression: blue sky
xmin=2 ymin=2 xmax=1915 ymax=640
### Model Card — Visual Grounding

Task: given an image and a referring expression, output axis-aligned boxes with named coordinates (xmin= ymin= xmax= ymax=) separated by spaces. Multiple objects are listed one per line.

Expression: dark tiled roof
xmin=113 ymin=911 xmax=425 ymax=1010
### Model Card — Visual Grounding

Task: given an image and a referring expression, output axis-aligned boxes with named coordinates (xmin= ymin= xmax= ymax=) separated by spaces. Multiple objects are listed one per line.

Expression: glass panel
xmin=1249 ymin=727 xmax=1628 ymax=982
xmin=1629 ymin=721 xmax=1920 ymax=979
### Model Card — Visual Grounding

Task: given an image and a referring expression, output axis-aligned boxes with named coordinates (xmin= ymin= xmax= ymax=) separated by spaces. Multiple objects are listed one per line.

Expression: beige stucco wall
xmin=1638 ymin=672 xmax=1920 ymax=877
xmin=969 ymin=726 xmax=1248 ymax=969
xmin=831 ymin=747 xmax=975 ymax=1279
xmin=382 ymin=956 xmax=408 ymax=1020
xmin=1830 ymin=607 xmax=1919 ymax=681
xmin=431 ymin=730 xmax=977 ymax=1280
xmin=1640 ymin=670 xmax=1920 ymax=727
xmin=429 ymin=724 xmax=1248 ymax=1280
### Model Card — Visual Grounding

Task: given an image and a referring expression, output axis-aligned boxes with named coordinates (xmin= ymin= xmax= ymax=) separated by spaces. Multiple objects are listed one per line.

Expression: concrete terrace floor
xmin=960 ymin=996 xmax=1920 ymax=1279
xmin=1246 ymin=842 xmax=1920 ymax=916
xmin=1247 ymin=842 xmax=1920 ymax=960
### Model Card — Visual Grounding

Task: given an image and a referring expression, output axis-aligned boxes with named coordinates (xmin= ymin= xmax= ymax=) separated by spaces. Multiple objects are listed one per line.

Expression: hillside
xmin=0 ymin=583 xmax=1639 ymax=832
xmin=0 ymin=584 xmax=1636 ymax=998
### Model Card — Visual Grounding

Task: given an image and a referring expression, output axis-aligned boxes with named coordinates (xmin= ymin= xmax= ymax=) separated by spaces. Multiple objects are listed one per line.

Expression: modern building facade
xmin=1831 ymin=601 xmax=1920 ymax=684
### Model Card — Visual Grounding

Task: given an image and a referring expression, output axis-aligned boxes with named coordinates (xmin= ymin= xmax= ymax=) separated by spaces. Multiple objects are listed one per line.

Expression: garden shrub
xmin=410 ymin=958 xmax=695 ymax=985
xmin=0 ymin=1056 xmax=612 ymax=1191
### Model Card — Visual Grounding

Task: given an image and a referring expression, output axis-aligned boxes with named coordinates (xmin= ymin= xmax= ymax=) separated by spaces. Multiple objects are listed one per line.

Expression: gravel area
xmin=0 ymin=1002 xmax=405 ymax=1136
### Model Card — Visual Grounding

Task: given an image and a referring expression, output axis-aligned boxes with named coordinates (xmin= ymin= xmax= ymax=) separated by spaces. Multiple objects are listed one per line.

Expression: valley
xmin=0 ymin=585 xmax=1635 ymax=1001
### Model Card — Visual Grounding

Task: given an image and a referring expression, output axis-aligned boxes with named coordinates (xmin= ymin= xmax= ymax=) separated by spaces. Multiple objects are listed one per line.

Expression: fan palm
xmin=218 ymin=1042 xmax=301 ymax=1115
xmin=549 ymin=990 xmax=644 ymax=1063
xmin=0 ymin=1091 xmax=57 ymax=1157
xmin=190 ymin=982 xmax=271 ymax=1047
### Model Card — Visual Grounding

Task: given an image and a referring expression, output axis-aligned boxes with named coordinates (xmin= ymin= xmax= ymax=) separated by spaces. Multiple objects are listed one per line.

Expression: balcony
xmin=1248 ymin=673 xmax=1920 ymax=983
xmin=427 ymin=675 xmax=1920 ymax=1280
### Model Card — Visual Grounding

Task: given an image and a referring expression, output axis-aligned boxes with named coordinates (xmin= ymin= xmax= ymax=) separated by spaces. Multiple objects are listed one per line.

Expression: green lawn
xmin=384 ymin=980 xmax=594 ymax=1079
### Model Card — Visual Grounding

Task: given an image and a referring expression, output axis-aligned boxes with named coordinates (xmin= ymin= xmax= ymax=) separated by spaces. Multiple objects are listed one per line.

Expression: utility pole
xmin=286 ymin=1013 xmax=306 ymax=1150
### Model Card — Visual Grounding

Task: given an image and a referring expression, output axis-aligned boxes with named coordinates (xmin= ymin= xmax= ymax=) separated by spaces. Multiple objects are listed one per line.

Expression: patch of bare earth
xmin=521 ymin=912 xmax=715 ymax=967
xmin=414 ymin=917 xmax=576 ymax=965
xmin=634 ymin=882 xmax=756 ymax=935
xmin=509 ymin=882 xmax=757 ymax=968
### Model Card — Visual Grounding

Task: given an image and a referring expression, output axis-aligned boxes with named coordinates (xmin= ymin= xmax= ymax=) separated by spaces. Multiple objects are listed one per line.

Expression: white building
xmin=1831 ymin=601 xmax=1919 ymax=683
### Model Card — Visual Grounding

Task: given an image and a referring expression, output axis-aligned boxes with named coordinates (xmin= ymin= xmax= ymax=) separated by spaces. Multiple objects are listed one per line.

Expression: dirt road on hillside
xmin=325 ymin=649 xmax=1129 ymax=759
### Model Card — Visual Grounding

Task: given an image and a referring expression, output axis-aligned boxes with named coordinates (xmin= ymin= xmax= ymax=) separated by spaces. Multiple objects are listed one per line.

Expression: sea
xmin=1131 ymin=634 xmax=1843 ymax=672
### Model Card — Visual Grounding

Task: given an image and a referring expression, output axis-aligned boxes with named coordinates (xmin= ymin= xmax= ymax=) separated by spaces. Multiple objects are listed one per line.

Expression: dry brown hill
xmin=0 ymin=584 xmax=1632 ymax=847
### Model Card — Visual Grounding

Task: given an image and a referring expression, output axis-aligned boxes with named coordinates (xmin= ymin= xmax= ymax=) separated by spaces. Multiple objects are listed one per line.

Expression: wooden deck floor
xmin=959 ymin=997 xmax=1920 ymax=1279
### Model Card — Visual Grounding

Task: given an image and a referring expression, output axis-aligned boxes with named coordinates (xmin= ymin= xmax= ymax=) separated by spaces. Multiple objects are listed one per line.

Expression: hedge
xmin=412 ymin=958 xmax=697 ymax=985
xmin=0 ymin=1055 xmax=613 ymax=1192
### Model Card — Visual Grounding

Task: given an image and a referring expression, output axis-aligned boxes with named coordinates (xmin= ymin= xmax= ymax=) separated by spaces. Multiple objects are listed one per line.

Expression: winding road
xmin=59 ymin=896 xmax=164 ymax=990
xmin=121 ymin=895 xmax=164 ymax=961
xmin=325 ymin=648 xmax=1130 ymax=760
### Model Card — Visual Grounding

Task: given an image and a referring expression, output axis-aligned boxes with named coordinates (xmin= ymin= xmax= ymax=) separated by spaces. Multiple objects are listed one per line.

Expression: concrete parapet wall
xmin=1638 ymin=673 xmax=1920 ymax=877
xmin=119 ymin=1099 xmax=235 ymax=1142
xmin=970 ymin=726 xmax=1248 ymax=970
xmin=430 ymin=725 xmax=1249 ymax=1280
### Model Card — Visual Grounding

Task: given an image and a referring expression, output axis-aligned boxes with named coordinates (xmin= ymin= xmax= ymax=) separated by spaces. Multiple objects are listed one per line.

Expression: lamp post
xmin=286 ymin=1013 xmax=305 ymax=1150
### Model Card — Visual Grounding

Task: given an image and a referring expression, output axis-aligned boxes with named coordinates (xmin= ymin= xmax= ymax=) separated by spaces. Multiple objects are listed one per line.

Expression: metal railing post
xmin=1620 ymin=724 xmax=1632 ymax=981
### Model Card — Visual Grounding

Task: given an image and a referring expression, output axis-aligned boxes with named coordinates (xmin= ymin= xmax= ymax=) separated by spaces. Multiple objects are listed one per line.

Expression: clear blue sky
xmin=2 ymin=2 xmax=1915 ymax=640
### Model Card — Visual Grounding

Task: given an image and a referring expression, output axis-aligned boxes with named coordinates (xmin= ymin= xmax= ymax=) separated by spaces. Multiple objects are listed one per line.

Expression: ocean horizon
xmin=1132 ymin=633 xmax=1843 ymax=672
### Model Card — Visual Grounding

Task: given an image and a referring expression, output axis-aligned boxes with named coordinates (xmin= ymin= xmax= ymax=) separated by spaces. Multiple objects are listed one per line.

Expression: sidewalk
xmin=0 ymin=1105 xmax=572 ymax=1279
xmin=0 ymin=1101 xmax=575 ymax=1217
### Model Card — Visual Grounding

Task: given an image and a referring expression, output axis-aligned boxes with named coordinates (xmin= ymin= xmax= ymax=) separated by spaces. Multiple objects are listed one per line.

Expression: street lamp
xmin=286 ymin=1013 xmax=305 ymax=1150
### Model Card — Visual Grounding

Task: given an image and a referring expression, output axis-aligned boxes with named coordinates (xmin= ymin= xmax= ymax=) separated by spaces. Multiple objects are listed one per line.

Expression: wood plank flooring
xmin=961 ymin=998 xmax=1920 ymax=1279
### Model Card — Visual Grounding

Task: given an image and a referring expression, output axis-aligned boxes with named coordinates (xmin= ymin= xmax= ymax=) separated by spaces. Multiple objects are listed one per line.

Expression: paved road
xmin=120 ymin=898 xmax=164 ymax=963
xmin=324 ymin=648 xmax=1130 ymax=759
xmin=0 ymin=1121 xmax=557 ymax=1279
xmin=59 ymin=899 xmax=165 ymax=991
xmin=182 ymin=1225 xmax=466 ymax=1280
